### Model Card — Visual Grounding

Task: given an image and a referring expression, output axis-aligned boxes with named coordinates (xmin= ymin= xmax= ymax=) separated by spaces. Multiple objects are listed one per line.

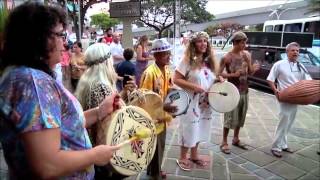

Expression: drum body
xmin=128 ymin=89 xmax=164 ymax=121
xmin=208 ymin=81 xmax=240 ymax=113
xmin=278 ymin=80 xmax=320 ymax=105
xmin=106 ymin=106 xmax=157 ymax=176
xmin=164 ymin=89 xmax=190 ymax=116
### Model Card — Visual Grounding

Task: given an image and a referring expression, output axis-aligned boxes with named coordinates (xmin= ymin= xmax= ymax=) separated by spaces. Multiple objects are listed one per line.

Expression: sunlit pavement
xmin=125 ymin=89 xmax=320 ymax=180
xmin=0 ymin=90 xmax=319 ymax=180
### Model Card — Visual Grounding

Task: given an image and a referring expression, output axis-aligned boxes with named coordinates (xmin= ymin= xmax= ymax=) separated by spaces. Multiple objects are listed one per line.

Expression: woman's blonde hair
xmin=75 ymin=43 xmax=118 ymax=108
xmin=183 ymin=31 xmax=219 ymax=74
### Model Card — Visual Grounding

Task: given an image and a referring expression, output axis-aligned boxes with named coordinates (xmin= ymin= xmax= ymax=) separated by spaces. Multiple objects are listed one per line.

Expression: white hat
xmin=151 ymin=39 xmax=172 ymax=53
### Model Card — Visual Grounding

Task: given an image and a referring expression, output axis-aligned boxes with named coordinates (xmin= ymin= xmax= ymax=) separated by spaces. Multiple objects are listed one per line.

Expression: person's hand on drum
xmin=163 ymin=102 xmax=178 ymax=115
xmin=215 ymin=75 xmax=225 ymax=83
xmin=274 ymin=89 xmax=280 ymax=100
xmin=92 ymin=145 xmax=120 ymax=166
xmin=123 ymin=75 xmax=137 ymax=92
xmin=98 ymin=93 xmax=121 ymax=120
xmin=194 ymin=85 xmax=205 ymax=93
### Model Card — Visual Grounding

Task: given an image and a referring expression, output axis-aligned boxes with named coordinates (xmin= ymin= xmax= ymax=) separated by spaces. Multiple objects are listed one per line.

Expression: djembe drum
xmin=278 ymin=80 xmax=320 ymax=105
xmin=208 ymin=81 xmax=240 ymax=113
xmin=106 ymin=105 xmax=157 ymax=176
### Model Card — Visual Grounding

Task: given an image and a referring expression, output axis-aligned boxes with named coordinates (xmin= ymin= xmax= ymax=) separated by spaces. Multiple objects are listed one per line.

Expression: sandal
xmin=176 ymin=159 xmax=192 ymax=171
xmin=189 ymin=158 xmax=208 ymax=167
xmin=232 ymin=140 xmax=248 ymax=150
xmin=220 ymin=144 xmax=231 ymax=154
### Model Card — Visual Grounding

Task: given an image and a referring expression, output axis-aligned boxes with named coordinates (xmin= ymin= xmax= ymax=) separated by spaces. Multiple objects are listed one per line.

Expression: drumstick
xmin=207 ymin=91 xmax=228 ymax=96
xmin=116 ymin=128 xmax=152 ymax=148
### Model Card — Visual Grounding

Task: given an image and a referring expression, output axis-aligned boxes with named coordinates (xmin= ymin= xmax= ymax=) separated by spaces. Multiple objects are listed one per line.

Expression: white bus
xmin=263 ymin=17 xmax=320 ymax=58
xmin=263 ymin=16 xmax=320 ymax=39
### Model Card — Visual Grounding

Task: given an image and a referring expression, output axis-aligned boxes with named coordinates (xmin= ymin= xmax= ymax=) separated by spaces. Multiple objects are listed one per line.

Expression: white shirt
xmin=267 ymin=59 xmax=312 ymax=91
xmin=110 ymin=42 xmax=124 ymax=65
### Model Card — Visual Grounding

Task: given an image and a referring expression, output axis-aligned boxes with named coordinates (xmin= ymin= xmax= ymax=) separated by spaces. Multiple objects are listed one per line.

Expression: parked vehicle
xmin=247 ymin=45 xmax=320 ymax=90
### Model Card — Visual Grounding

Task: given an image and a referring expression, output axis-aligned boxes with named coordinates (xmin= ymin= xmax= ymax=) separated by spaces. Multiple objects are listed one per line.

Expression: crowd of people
xmin=0 ymin=2 xmax=316 ymax=180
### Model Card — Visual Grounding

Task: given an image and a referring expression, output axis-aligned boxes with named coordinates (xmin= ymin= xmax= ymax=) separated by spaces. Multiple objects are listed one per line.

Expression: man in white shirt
xmin=267 ymin=42 xmax=312 ymax=158
xmin=110 ymin=32 xmax=125 ymax=66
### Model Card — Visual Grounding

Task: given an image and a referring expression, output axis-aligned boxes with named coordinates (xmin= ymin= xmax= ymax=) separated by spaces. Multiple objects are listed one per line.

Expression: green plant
xmin=0 ymin=5 xmax=9 ymax=33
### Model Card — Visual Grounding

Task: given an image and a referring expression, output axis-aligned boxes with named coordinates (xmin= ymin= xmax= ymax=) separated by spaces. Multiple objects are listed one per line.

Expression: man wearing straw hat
xmin=219 ymin=31 xmax=260 ymax=154
xmin=140 ymin=38 xmax=177 ymax=179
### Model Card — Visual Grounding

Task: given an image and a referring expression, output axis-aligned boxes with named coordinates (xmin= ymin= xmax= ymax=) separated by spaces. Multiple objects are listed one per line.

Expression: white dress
xmin=176 ymin=61 xmax=216 ymax=148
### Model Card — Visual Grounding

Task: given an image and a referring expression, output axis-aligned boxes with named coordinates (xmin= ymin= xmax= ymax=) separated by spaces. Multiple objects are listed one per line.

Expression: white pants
xmin=271 ymin=102 xmax=297 ymax=152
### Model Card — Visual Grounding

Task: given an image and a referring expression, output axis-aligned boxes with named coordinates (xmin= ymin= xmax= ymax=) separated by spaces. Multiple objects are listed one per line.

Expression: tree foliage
xmin=204 ymin=22 xmax=244 ymax=38
xmin=90 ymin=13 xmax=119 ymax=30
xmin=140 ymin=0 xmax=214 ymax=38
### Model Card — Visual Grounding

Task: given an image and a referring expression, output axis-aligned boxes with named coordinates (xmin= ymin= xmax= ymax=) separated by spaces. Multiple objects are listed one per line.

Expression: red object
xmin=278 ymin=80 xmax=320 ymax=105
xmin=104 ymin=36 xmax=113 ymax=44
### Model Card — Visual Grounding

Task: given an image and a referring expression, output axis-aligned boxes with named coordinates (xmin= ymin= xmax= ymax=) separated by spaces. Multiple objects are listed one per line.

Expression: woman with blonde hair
xmin=135 ymin=35 xmax=153 ymax=86
xmin=75 ymin=43 xmax=135 ymax=179
xmin=174 ymin=31 xmax=223 ymax=171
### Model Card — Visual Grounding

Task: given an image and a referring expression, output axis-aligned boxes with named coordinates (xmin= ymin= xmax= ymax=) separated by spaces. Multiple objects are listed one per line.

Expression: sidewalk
xmin=1 ymin=89 xmax=319 ymax=180
xmin=133 ymin=88 xmax=320 ymax=180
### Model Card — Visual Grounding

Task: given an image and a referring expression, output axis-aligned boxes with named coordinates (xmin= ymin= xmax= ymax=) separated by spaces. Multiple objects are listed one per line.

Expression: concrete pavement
xmin=1 ymin=89 xmax=319 ymax=179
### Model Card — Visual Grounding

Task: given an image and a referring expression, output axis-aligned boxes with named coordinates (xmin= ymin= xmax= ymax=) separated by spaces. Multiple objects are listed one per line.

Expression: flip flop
xmin=282 ymin=148 xmax=294 ymax=153
xmin=189 ymin=158 xmax=208 ymax=167
xmin=176 ymin=159 xmax=191 ymax=171
xmin=271 ymin=149 xmax=282 ymax=158
xmin=232 ymin=140 xmax=248 ymax=150
xmin=220 ymin=144 xmax=231 ymax=154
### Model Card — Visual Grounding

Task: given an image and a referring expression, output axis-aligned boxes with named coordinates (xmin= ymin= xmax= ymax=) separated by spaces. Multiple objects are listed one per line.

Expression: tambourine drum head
xmin=208 ymin=82 xmax=240 ymax=113
xmin=164 ymin=89 xmax=190 ymax=116
xmin=106 ymin=106 xmax=157 ymax=176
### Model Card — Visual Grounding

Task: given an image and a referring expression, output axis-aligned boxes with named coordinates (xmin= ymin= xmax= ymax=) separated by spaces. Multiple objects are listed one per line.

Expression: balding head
xmin=113 ymin=32 xmax=121 ymax=43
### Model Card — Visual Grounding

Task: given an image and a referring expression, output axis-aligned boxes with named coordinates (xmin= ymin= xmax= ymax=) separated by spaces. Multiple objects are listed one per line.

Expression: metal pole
xmin=78 ymin=0 xmax=82 ymax=40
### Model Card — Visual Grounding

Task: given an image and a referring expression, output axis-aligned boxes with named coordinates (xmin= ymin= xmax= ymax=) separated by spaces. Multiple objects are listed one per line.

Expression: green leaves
xmin=0 ymin=5 xmax=9 ymax=33
xmin=90 ymin=13 xmax=119 ymax=30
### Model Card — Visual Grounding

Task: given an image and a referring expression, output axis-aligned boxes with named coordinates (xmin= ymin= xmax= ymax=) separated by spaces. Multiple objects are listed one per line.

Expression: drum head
xmin=128 ymin=89 xmax=164 ymax=121
xmin=107 ymin=106 xmax=157 ymax=176
xmin=164 ymin=89 xmax=190 ymax=116
xmin=208 ymin=82 xmax=240 ymax=113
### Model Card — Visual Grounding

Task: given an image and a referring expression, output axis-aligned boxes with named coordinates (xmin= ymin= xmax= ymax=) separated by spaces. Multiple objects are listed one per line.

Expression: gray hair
xmin=286 ymin=42 xmax=300 ymax=52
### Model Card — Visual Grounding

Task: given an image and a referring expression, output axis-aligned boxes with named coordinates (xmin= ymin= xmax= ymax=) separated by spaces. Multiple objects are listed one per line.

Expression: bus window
xmin=274 ymin=25 xmax=283 ymax=32
xmin=304 ymin=21 xmax=320 ymax=39
xmin=264 ymin=25 xmax=273 ymax=32
xmin=284 ymin=23 xmax=302 ymax=32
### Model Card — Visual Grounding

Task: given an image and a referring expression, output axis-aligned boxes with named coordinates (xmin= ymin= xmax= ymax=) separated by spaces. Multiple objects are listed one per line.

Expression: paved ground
xmin=1 ymin=89 xmax=319 ymax=179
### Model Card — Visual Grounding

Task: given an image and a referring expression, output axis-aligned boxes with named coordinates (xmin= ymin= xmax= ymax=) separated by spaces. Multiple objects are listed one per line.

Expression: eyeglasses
xmin=52 ymin=31 xmax=66 ymax=38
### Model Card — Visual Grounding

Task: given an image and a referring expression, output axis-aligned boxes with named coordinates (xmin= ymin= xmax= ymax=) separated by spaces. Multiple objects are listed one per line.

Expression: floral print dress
xmin=176 ymin=61 xmax=216 ymax=148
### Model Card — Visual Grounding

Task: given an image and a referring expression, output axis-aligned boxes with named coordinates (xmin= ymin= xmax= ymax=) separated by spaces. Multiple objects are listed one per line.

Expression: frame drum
xmin=164 ymin=89 xmax=190 ymax=116
xmin=106 ymin=106 xmax=157 ymax=176
xmin=208 ymin=81 xmax=240 ymax=113
xmin=128 ymin=89 xmax=165 ymax=121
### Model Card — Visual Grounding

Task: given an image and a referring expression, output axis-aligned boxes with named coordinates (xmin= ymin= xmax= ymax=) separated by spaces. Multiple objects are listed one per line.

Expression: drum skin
xmin=208 ymin=81 xmax=240 ymax=113
xmin=164 ymin=89 xmax=190 ymax=116
xmin=106 ymin=106 xmax=157 ymax=176
xmin=128 ymin=89 xmax=165 ymax=121
xmin=278 ymin=80 xmax=320 ymax=105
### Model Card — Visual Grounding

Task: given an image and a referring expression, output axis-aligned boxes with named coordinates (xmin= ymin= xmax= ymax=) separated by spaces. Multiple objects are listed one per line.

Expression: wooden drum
xmin=278 ymin=80 xmax=320 ymax=105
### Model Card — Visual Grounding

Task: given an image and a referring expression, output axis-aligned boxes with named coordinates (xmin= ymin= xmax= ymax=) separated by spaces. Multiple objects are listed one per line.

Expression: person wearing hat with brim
xmin=218 ymin=31 xmax=260 ymax=154
xmin=140 ymin=38 xmax=178 ymax=179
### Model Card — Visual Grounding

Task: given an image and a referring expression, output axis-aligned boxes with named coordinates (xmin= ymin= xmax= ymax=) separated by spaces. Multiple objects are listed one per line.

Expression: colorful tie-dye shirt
xmin=0 ymin=66 xmax=94 ymax=179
